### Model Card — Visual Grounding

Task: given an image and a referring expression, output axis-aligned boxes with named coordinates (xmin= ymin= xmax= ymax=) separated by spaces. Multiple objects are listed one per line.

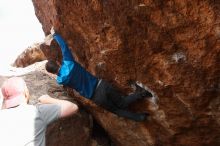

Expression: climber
xmin=0 ymin=77 xmax=78 ymax=146
xmin=44 ymin=27 xmax=153 ymax=122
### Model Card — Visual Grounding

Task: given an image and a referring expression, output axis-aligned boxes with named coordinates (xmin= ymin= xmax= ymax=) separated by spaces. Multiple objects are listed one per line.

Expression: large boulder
xmin=31 ymin=0 xmax=220 ymax=146
xmin=13 ymin=43 xmax=46 ymax=67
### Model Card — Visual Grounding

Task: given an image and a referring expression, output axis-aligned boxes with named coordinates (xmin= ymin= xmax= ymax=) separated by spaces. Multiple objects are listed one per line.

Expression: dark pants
xmin=91 ymin=80 xmax=146 ymax=121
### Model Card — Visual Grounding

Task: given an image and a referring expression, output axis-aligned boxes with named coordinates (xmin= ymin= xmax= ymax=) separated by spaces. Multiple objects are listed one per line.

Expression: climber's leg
xmin=109 ymin=89 xmax=152 ymax=109
xmin=133 ymin=82 xmax=153 ymax=97
xmin=102 ymin=81 xmax=152 ymax=108
xmin=113 ymin=109 xmax=149 ymax=122
xmin=123 ymin=93 xmax=145 ymax=108
xmin=118 ymin=89 xmax=152 ymax=108
xmin=91 ymin=80 xmax=118 ymax=111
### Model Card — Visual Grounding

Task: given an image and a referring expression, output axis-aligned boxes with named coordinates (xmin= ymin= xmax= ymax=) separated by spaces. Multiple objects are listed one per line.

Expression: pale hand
xmin=50 ymin=26 xmax=55 ymax=35
xmin=44 ymin=34 xmax=53 ymax=46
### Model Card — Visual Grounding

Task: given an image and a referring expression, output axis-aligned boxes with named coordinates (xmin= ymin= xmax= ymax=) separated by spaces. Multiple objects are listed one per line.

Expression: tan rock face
xmin=13 ymin=43 xmax=46 ymax=67
xmin=32 ymin=0 xmax=220 ymax=146
xmin=13 ymin=43 xmax=61 ymax=67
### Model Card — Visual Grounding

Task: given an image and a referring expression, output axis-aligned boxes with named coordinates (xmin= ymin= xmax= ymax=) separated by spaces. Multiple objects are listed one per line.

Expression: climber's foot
xmin=134 ymin=83 xmax=153 ymax=98
xmin=133 ymin=112 xmax=150 ymax=122
xmin=141 ymin=90 xmax=153 ymax=98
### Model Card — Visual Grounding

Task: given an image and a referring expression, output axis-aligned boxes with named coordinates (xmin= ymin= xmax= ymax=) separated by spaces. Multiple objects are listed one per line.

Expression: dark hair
xmin=45 ymin=60 xmax=60 ymax=74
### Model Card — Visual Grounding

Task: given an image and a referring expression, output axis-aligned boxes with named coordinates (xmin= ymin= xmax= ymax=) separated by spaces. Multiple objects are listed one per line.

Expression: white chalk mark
xmin=100 ymin=49 xmax=118 ymax=54
xmin=139 ymin=4 xmax=146 ymax=7
xmin=171 ymin=52 xmax=186 ymax=63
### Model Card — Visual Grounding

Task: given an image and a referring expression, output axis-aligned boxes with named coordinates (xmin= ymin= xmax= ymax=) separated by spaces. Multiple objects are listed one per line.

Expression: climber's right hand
xmin=44 ymin=34 xmax=53 ymax=46
xmin=50 ymin=26 xmax=55 ymax=35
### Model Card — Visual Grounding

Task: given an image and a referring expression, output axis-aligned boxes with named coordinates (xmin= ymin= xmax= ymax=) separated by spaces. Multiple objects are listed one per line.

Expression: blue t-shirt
xmin=54 ymin=33 xmax=98 ymax=99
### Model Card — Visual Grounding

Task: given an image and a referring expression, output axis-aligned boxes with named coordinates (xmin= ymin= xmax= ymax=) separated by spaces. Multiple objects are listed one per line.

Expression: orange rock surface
xmin=31 ymin=0 xmax=220 ymax=145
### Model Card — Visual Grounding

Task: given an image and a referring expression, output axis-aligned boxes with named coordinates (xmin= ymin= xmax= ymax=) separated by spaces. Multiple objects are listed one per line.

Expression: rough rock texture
xmin=13 ymin=43 xmax=61 ymax=67
xmin=31 ymin=0 xmax=220 ymax=146
xmin=13 ymin=43 xmax=45 ymax=67
xmin=0 ymin=63 xmax=93 ymax=146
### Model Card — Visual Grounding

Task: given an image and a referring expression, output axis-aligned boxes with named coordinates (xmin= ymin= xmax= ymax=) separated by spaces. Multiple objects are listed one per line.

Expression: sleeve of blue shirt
xmin=53 ymin=33 xmax=75 ymax=85
xmin=53 ymin=33 xmax=74 ymax=61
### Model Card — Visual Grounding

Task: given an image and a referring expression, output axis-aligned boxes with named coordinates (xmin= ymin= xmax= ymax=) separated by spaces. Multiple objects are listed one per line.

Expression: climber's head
xmin=1 ymin=77 xmax=30 ymax=109
xmin=45 ymin=60 xmax=60 ymax=75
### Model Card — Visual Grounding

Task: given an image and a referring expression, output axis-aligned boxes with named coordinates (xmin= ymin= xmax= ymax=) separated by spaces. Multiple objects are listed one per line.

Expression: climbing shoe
xmin=141 ymin=90 xmax=153 ymax=98
xmin=134 ymin=83 xmax=153 ymax=97
xmin=129 ymin=81 xmax=153 ymax=98
xmin=133 ymin=112 xmax=150 ymax=122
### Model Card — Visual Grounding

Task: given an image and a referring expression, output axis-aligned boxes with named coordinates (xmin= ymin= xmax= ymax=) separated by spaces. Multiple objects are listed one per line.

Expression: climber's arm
xmin=53 ymin=33 xmax=74 ymax=61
